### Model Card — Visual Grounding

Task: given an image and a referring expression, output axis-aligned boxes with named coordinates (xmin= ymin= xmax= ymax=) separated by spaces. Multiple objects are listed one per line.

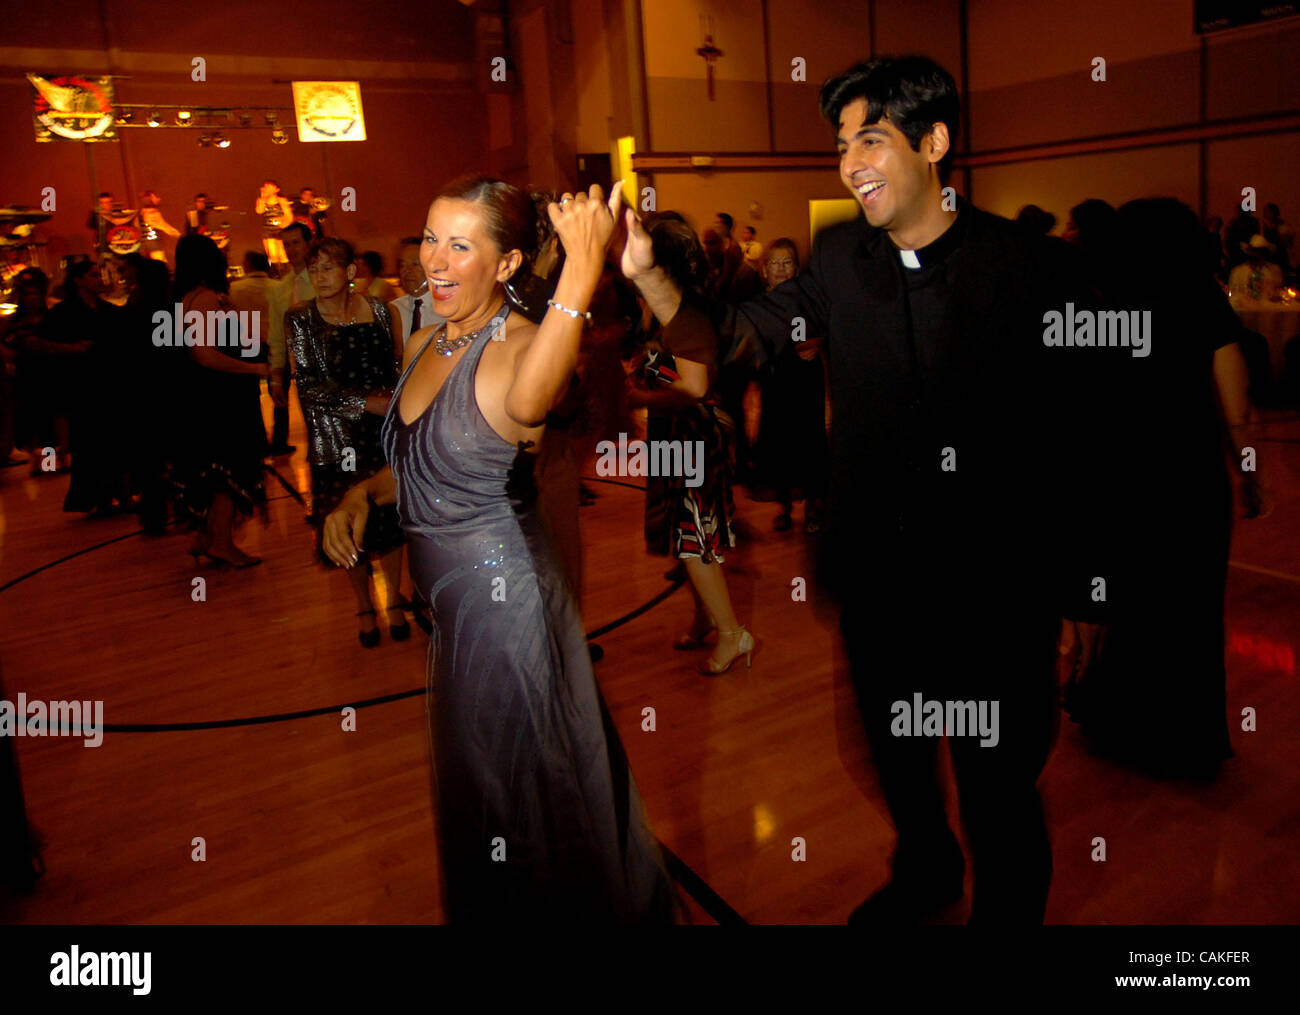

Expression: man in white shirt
xmin=388 ymin=236 xmax=441 ymax=353
xmin=265 ymin=222 xmax=316 ymax=455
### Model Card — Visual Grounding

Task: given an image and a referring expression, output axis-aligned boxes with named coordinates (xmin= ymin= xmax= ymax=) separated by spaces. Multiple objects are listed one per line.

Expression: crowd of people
xmin=0 ymin=53 xmax=1277 ymax=923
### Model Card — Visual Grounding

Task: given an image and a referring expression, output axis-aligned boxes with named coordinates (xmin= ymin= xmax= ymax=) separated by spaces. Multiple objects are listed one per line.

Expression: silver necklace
xmin=433 ymin=303 xmax=509 ymax=356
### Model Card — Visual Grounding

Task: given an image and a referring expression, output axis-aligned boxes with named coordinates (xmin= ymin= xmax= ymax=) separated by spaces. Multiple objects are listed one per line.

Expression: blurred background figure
xmin=255 ymin=181 xmax=293 ymax=269
xmin=354 ymin=251 xmax=399 ymax=304
xmin=45 ymin=260 xmax=120 ymax=513
xmin=0 ymin=268 xmax=52 ymax=468
xmin=172 ymin=234 xmax=270 ymax=567
xmin=1063 ymin=197 xmax=1258 ymax=780
xmin=291 ymin=186 xmax=329 ymax=239
xmin=1229 ymin=235 xmax=1284 ymax=302
xmin=750 ymin=238 xmax=828 ymax=534
xmin=389 ymin=236 xmax=438 ymax=353
xmin=138 ymin=191 xmax=182 ymax=265
xmin=1015 ymin=203 xmax=1057 ymax=235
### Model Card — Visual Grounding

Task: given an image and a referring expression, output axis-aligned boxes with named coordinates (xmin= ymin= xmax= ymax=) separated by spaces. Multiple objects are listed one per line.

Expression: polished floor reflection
xmin=1 ymin=398 xmax=1297 ymax=924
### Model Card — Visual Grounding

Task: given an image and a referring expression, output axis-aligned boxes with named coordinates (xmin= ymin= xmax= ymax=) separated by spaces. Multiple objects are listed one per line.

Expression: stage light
xmin=147 ymin=111 xmax=161 ymax=127
xmin=270 ymin=128 xmax=288 ymax=145
xmin=214 ymin=133 xmax=231 ymax=148
xmin=114 ymin=109 xmax=133 ymax=125
xmin=238 ymin=112 xmax=252 ymax=128
xmin=265 ymin=111 xmax=278 ymax=126
xmin=197 ymin=133 xmax=211 ymax=147
xmin=175 ymin=109 xmax=192 ymax=125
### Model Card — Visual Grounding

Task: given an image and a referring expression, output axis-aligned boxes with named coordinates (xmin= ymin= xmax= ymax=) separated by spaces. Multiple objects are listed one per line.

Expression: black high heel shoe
xmin=356 ymin=609 xmax=380 ymax=648
xmin=386 ymin=606 xmax=411 ymax=642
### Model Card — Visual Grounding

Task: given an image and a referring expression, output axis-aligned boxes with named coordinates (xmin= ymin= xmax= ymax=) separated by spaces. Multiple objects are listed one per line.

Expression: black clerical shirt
xmin=665 ymin=197 xmax=1118 ymax=623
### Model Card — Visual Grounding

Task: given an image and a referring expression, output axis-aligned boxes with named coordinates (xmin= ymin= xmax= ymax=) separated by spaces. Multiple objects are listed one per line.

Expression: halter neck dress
xmin=381 ymin=307 xmax=677 ymax=923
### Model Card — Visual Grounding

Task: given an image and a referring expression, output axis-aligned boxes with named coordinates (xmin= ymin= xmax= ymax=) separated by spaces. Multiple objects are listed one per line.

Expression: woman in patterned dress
xmin=285 ymin=236 xmax=408 ymax=647
xmin=631 ymin=214 xmax=751 ymax=675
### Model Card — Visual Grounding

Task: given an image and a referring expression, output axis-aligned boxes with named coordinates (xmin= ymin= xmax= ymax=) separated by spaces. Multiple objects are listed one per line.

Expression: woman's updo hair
xmin=306 ymin=236 xmax=355 ymax=271
xmin=436 ymin=175 xmax=551 ymax=279
xmin=643 ymin=212 xmax=709 ymax=296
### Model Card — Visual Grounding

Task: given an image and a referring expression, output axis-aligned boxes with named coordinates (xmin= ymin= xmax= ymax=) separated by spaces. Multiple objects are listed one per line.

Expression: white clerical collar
xmin=899 ymin=249 xmax=921 ymax=269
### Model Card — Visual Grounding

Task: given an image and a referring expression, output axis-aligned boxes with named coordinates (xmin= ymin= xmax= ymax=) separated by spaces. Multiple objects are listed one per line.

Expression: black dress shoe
xmin=847 ymin=875 xmax=964 ymax=926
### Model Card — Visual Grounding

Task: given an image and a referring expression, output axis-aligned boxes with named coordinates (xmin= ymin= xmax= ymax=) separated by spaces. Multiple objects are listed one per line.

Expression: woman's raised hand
xmin=619 ymin=206 xmax=655 ymax=281
xmin=548 ymin=184 xmax=622 ymax=273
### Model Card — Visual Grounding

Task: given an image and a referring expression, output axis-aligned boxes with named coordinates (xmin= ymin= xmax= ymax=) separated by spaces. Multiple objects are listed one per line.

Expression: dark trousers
xmin=271 ymin=403 xmax=289 ymax=450
xmin=840 ymin=582 xmax=1059 ymax=923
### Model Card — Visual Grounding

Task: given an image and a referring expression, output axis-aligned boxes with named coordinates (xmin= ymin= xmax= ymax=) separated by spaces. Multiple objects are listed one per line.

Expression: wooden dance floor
xmin=2 ymin=395 xmax=1298 ymax=925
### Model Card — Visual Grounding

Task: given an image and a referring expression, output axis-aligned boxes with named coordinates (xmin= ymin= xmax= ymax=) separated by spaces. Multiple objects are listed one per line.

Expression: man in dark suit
xmin=618 ymin=56 xmax=1120 ymax=924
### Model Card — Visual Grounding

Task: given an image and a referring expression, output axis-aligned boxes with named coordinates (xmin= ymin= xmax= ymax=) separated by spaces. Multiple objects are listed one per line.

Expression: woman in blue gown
xmin=322 ymin=178 xmax=677 ymax=923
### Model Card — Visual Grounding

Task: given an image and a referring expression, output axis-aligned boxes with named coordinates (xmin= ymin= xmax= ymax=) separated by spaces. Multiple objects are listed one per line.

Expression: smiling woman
xmin=321 ymin=178 xmax=680 ymax=924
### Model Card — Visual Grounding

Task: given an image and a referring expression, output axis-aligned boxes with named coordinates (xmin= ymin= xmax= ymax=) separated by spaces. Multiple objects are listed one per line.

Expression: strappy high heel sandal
xmin=357 ymin=609 xmax=380 ymax=649
xmin=698 ymin=627 xmax=755 ymax=675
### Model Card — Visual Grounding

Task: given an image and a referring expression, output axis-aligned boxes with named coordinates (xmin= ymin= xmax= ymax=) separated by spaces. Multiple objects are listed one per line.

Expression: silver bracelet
xmin=547 ymin=298 xmax=592 ymax=321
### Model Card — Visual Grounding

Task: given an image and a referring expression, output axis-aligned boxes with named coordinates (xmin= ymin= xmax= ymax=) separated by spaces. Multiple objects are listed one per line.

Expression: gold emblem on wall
xmin=29 ymin=73 xmax=116 ymax=142
xmin=291 ymin=81 xmax=366 ymax=142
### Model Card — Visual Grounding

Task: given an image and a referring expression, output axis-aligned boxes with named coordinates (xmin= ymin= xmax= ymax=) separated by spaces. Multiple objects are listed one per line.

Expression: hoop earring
xmin=503 ymin=276 xmax=523 ymax=306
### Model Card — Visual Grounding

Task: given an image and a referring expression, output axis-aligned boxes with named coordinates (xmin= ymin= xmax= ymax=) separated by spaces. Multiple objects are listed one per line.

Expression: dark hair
xmin=300 ymin=186 xmax=314 ymax=195
xmin=1115 ymin=198 xmax=1205 ymax=282
xmin=1069 ymin=199 xmax=1116 ymax=251
xmin=13 ymin=267 xmax=49 ymax=303
xmin=64 ymin=259 xmax=98 ymax=293
xmin=122 ymin=252 xmax=150 ymax=275
xmin=279 ymin=222 xmax=311 ymax=244
xmin=130 ymin=258 xmax=171 ymax=310
xmin=742 ymin=225 xmax=756 ymax=236
xmin=243 ymin=250 xmax=271 ymax=273
xmin=644 ymin=212 xmax=708 ymax=295
xmin=97 ymin=192 xmax=111 ymax=200
xmin=359 ymin=251 xmax=384 ymax=276
xmin=765 ymin=237 xmax=799 ymax=264
xmin=195 ymin=192 xmax=207 ymax=201
xmin=174 ymin=234 xmax=230 ymax=297
xmin=819 ymin=56 xmax=961 ymax=179
xmin=1015 ymin=204 xmax=1057 ymax=235
xmin=306 ymin=236 xmax=355 ymax=271
xmin=435 ymin=175 xmax=547 ymax=278
xmin=716 ymin=212 xmax=733 ymax=231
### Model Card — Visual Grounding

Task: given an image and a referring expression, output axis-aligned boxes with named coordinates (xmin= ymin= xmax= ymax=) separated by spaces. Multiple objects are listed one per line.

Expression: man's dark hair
xmin=243 ymin=250 xmax=271 ymax=273
xmin=716 ymin=212 xmax=733 ymax=231
xmin=97 ymin=192 xmax=111 ymax=200
xmin=359 ymin=250 xmax=384 ymax=276
xmin=819 ymin=56 xmax=961 ymax=179
xmin=174 ymin=234 xmax=230 ymax=296
xmin=279 ymin=222 xmax=311 ymax=244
